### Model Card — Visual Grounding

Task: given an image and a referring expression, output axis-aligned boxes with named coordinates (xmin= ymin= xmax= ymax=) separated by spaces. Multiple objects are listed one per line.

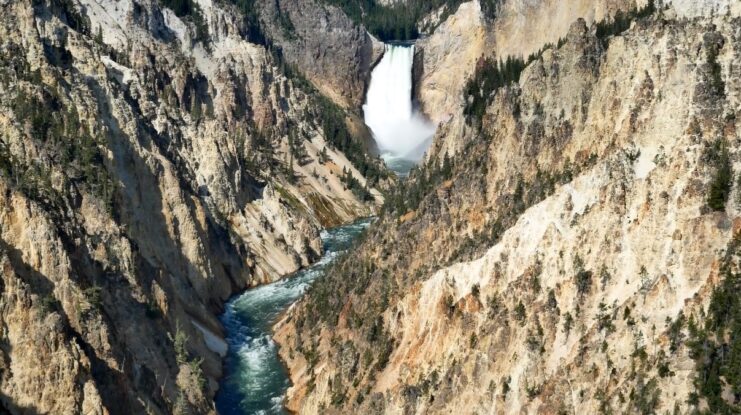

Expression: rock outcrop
xmin=258 ymin=0 xmax=385 ymax=109
xmin=414 ymin=0 xmax=643 ymax=157
xmin=413 ymin=1 xmax=491 ymax=127
xmin=416 ymin=0 xmax=741 ymax=158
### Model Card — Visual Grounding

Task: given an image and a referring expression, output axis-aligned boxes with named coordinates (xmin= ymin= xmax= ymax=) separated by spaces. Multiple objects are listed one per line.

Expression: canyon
xmin=0 ymin=0 xmax=382 ymax=413
xmin=275 ymin=0 xmax=741 ymax=414
xmin=0 ymin=0 xmax=739 ymax=414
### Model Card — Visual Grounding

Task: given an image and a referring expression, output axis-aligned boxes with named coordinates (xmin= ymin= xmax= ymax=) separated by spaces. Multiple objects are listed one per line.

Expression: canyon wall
xmin=276 ymin=2 xmax=741 ymax=413
xmin=0 ymin=0 xmax=382 ymax=413
xmin=258 ymin=0 xmax=385 ymax=109
xmin=415 ymin=0 xmax=740 ymax=158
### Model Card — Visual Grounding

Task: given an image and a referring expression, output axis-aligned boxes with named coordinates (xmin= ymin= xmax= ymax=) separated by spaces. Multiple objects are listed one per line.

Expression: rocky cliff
xmin=414 ymin=0 xmax=740 ymax=157
xmin=258 ymin=0 xmax=385 ymax=109
xmin=413 ymin=0 xmax=644 ymax=149
xmin=276 ymin=1 xmax=741 ymax=413
xmin=0 ymin=0 xmax=383 ymax=413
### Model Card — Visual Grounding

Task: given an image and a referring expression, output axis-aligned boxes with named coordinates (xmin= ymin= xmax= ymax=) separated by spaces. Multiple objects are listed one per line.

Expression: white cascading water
xmin=363 ymin=44 xmax=435 ymax=163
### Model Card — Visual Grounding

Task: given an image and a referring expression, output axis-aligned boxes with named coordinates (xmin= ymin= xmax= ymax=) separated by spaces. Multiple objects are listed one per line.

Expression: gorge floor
xmin=215 ymin=219 xmax=372 ymax=414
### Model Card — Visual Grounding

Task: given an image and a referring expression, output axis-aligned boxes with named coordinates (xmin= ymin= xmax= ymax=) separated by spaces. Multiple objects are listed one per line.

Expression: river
xmin=215 ymin=219 xmax=372 ymax=415
xmin=217 ymin=40 xmax=426 ymax=415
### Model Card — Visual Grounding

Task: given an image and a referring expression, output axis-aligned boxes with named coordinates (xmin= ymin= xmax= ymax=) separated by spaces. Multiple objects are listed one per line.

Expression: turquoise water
xmin=383 ymin=154 xmax=417 ymax=177
xmin=215 ymin=219 xmax=372 ymax=415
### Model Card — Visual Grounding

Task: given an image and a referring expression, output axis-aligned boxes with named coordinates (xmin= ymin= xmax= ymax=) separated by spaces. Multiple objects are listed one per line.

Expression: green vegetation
xmin=525 ymin=381 xmax=542 ymax=399
xmin=462 ymin=1 xmax=657 ymax=128
xmin=687 ymin=234 xmax=741 ymax=413
xmin=83 ymin=286 xmax=103 ymax=310
xmin=37 ymin=294 xmax=61 ymax=316
xmin=501 ymin=376 xmax=511 ymax=397
xmin=383 ymin=152 xmax=453 ymax=215
xmin=159 ymin=0 xmax=210 ymax=46
xmin=0 ymin=38 xmax=116 ymax=214
xmin=319 ymin=0 xmax=457 ymax=41
xmin=563 ymin=312 xmax=574 ymax=336
xmin=310 ymin=93 xmax=388 ymax=187
xmin=216 ymin=1 xmax=391 ymax=189
xmin=595 ymin=302 xmax=615 ymax=334
xmin=705 ymin=35 xmax=725 ymax=98
xmin=463 ymin=56 xmax=528 ymax=126
xmin=314 ymin=0 xmax=505 ymax=41
xmin=704 ymin=139 xmax=733 ymax=211
xmin=574 ymin=255 xmax=592 ymax=296
xmin=8 ymin=86 xmax=116 ymax=212
xmin=221 ymin=0 xmax=266 ymax=44
xmin=629 ymin=376 xmax=661 ymax=415
xmin=478 ymin=0 xmax=501 ymax=20
xmin=229 ymin=0 xmax=502 ymax=42
xmin=341 ymin=167 xmax=374 ymax=202
xmin=599 ymin=264 xmax=612 ymax=290
xmin=668 ymin=312 xmax=685 ymax=353
xmin=448 ymin=159 xmax=593 ymax=263
xmin=170 ymin=324 xmax=208 ymax=413
xmin=2 ymin=67 xmax=116 ymax=215
xmin=514 ymin=301 xmax=526 ymax=323
xmin=276 ymin=6 xmax=297 ymax=40
xmin=33 ymin=0 xmax=92 ymax=36
xmin=462 ymin=37 xmax=567 ymax=128
xmin=236 ymin=51 xmax=387 ymax=189
xmin=160 ymin=0 xmax=196 ymax=17
xmin=595 ymin=1 xmax=656 ymax=46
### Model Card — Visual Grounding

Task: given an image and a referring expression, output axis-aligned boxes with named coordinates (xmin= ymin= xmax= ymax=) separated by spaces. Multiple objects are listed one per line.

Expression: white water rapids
xmin=363 ymin=44 xmax=435 ymax=163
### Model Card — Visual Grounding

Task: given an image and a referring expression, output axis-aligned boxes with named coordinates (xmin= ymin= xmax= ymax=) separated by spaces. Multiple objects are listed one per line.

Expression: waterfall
xmin=363 ymin=44 xmax=435 ymax=163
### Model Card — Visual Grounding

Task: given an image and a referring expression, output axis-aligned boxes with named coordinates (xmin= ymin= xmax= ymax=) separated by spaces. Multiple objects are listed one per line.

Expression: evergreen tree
xmin=190 ymin=94 xmax=201 ymax=121
xmin=707 ymin=141 xmax=732 ymax=211
xmin=95 ymin=26 xmax=103 ymax=45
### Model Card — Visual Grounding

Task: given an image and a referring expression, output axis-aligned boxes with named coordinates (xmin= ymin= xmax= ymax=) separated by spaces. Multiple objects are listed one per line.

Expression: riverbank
xmin=215 ymin=219 xmax=372 ymax=414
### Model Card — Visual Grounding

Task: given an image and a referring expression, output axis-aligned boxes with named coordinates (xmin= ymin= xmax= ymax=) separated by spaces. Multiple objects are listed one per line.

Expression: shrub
xmin=224 ymin=0 xmax=266 ymax=44
xmin=471 ymin=283 xmax=480 ymax=299
xmin=37 ymin=294 xmax=60 ymax=316
xmin=83 ymin=286 xmax=102 ymax=309
xmin=547 ymin=289 xmax=558 ymax=311
xmin=563 ymin=312 xmax=573 ymax=336
xmin=317 ymin=0 xmax=483 ymax=41
xmin=514 ymin=301 xmax=526 ymax=323
xmin=312 ymin=94 xmax=387 ymax=186
xmin=171 ymin=324 xmax=189 ymax=364
xmin=574 ymin=255 xmax=592 ymax=296
xmin=630 ymin=376 xmax=660 ymax=415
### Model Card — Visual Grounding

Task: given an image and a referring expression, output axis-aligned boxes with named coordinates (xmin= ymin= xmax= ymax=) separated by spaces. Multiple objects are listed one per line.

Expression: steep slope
xmin=257 ymin=0 xmax=384 ymax=109
xmin=275 ymin=4 xmax=741 ymax=414
xmin=414 ymin=0 xmax=740 ymax=157
xmin=0 ymin=0 xmax=384 ymax=413
xmin=414 ymin=0 xmax=633 ymax=128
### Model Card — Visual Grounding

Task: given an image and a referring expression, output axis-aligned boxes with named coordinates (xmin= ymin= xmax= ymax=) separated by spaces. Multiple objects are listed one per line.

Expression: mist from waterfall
xmin=363 ymin=44 xmax=435 ymax=164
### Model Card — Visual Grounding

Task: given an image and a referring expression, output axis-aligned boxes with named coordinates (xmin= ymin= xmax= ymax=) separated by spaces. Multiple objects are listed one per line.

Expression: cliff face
xmin=276 ymin=2 xmax=741 ymax=414
xmin=413 ymin=1 xmax=489 ymax=126
xmin=415 ymin=0 xmax=740 ymax=158
xmin=0 ymin=0 xmax=381 ymax=413
xmin=414 ymin=0 xmax=635 ymax=162
xmin=258 ymin=0 xmax=385 ymax=109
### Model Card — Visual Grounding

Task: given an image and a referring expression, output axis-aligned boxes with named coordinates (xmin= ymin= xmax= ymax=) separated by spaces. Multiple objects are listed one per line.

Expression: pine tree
xmin=95 ymin=26 xmax=103 ymax=45
xmin=190 ymin=94 xmax=201 ymax=121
